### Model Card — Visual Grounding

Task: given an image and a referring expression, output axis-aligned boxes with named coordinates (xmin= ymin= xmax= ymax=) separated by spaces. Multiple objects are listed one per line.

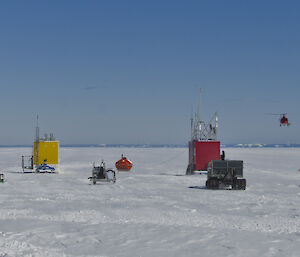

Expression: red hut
xmin=115 ymin=154 xmax=133 ymax=171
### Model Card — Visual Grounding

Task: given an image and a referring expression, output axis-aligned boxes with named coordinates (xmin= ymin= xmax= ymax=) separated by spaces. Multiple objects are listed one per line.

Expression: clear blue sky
xmin=0 ymin=0 xmax=299 ymax=145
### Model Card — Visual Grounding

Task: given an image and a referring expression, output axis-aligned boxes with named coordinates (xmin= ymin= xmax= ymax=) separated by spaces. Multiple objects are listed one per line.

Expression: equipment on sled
xmin=89 ymin=161 xmax=116 ymax=184
xmin=206 ymin=159 xmax=246 ymax=190
xmin=115 ymin=154 xmax=133 ymax=171
xmin=0 ymin=174 xmax=4 ymax=183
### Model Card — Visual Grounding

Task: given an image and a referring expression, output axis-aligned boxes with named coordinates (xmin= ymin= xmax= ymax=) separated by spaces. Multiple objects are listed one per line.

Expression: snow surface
xmin=0 ymin=147 xmax=300 ymax=257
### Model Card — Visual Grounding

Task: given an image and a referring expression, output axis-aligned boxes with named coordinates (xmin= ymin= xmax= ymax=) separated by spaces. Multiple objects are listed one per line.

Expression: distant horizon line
xmin=0 ymin=143 xmax=300 ymax=148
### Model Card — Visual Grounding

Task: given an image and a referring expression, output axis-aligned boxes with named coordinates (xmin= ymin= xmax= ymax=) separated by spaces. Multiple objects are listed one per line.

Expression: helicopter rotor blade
xmin=265 ymin=113 xmax=287 ymax=116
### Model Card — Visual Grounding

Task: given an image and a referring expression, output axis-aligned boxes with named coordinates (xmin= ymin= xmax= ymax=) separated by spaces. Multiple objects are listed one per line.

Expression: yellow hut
xmin=33 ymin=136 xmax=59 ymax=165
xmin=22 ymin=116 xmax=59 ymax=173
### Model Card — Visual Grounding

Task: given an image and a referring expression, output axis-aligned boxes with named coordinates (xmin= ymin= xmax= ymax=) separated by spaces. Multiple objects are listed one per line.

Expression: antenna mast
xmin=199 ymin=88 xmax=202 ymax=123
xmin=191 ymin=118 xmax=193 ymax=140
xmin=35 ymin=115 xmax=39 ymax=166
xmin=215 ymin=112 xmax=218 ymax=140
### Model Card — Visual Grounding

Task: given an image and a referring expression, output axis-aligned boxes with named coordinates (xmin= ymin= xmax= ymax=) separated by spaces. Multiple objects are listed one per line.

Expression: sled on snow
xmin=115 ymin=154 xmax=133 ymax=172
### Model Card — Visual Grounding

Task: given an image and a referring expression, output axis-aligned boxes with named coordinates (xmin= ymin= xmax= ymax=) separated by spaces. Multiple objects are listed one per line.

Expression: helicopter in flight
xmin=267 ymin=113 xmax=291 ymax=126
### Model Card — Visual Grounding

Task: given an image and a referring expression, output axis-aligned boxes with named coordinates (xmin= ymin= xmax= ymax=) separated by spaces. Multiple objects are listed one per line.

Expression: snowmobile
xmin=206 ymin=159 xmax=246 ymax=190
xmin=88 ymin=161 xmax=116 ymax=185
xmin=36 ymin=159 xmax=56 ymax=173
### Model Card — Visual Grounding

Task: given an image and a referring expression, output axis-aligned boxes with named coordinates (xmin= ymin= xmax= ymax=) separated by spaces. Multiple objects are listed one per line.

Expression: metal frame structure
xmin=191 ymin=112 xmax=218 ymax=141
xmin=190 ymin=89 xmax=218 ymax=141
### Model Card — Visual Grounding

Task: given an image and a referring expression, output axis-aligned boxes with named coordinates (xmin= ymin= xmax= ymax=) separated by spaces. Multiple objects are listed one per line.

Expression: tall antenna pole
xmin=35 ymin=115 xmax=39 ymax=167
xmin=199 ymin=88 xmax=202 ymax=122
xmin=36 ymin=115 xmax=39 ymax=141
xmin=215 ymin=112 xmax=218 ymax=140
xmin=198 ymin=88 xmax=203 ymax=140
xmin=191 ymin=105 xmax=194 ymax=140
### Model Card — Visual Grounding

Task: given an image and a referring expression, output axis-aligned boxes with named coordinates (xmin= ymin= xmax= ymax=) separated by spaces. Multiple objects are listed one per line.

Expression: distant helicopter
xmin=267 ymin=113 xmax=290 ymax=126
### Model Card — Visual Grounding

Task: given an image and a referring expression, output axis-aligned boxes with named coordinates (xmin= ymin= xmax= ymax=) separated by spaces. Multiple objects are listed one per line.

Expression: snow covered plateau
xmin=0 ymin=147 xmax=300 ymax=257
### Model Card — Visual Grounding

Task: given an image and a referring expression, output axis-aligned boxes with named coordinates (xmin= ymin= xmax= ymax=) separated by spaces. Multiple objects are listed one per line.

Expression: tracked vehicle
xmin=206 ymin=160 xmax=246 ymax=190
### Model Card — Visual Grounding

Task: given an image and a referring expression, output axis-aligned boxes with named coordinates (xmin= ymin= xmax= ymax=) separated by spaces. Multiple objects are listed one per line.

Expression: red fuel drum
xmin=188 ymin=140 xmax=220 ymax=171
xmin=115 ymin=155 xmax=133 ymax=171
